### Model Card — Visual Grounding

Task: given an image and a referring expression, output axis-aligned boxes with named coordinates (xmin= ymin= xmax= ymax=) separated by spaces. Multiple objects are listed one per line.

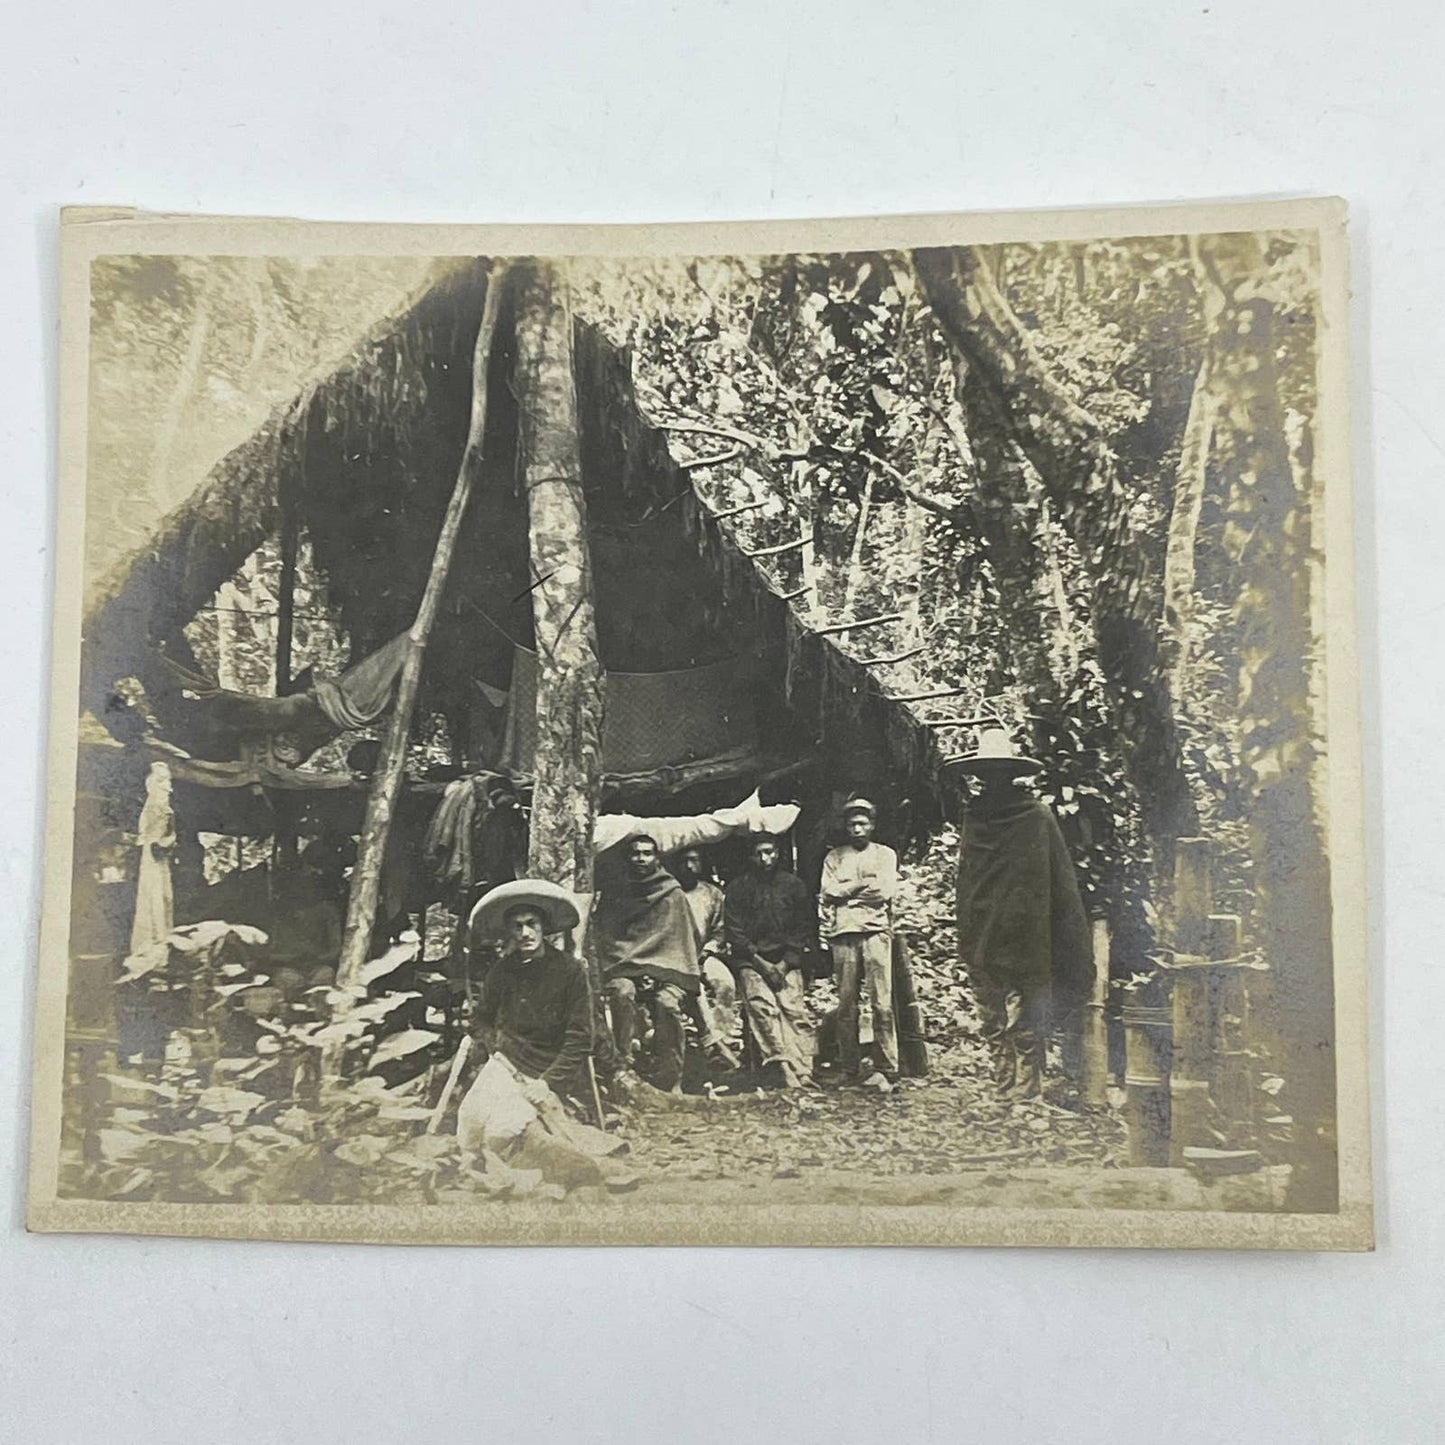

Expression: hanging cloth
xmin=130 ymin=762 xmax=177 ymax=955
xmin=314 ymin=632 xmax=411 ymax=730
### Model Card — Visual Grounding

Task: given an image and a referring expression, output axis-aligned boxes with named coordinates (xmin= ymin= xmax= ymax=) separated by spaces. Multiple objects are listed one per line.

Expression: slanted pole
xmin=513 ymin=260 xmax=604 ymax=896
xmin=334 ymin=265 xmax=506 ymax=991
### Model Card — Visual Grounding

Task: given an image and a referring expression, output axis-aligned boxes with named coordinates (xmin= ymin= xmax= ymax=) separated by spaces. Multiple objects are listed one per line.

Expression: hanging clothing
xmin=424 ymin=773 xmax=517 ymax=892
xmin=425 ymin=776 xmax=479 ymax=889
xmin=593 ymin=791 xmax=799 ymax=856
xmin=313 ymin=632 xmax=411 ymax=730
xmin=129 ymin=766 xmax=176 ymax=956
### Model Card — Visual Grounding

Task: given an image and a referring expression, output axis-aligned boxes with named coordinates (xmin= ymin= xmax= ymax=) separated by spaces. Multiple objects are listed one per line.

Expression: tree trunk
xmin=954 ymin=381 xmax=1059 ymax=700
xmin=795 ymin=458 xmax=823 ymax=622
xmin=1161 ymin=358 xmax=1215 ymax=706
xmin=513 ymin=262 xmax=605 ymax=894
xmin=914 ymin=244 xmax=1199 ymax=878
xmin=840 ymin=465 xmax=876 ymax=617
xmin=334 ymin=265 xmax=506 ymax=992
xmin=1194 ymin=233 xmax=1336 ymax=1211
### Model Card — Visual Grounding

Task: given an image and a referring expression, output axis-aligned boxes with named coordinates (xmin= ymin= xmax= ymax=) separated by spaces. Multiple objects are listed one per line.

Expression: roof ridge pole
xmin=333 ymin=262 xmax=506 ymax=995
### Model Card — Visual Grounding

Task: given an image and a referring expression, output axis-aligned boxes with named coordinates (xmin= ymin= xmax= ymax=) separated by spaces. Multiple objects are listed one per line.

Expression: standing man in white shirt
xmin=820 ymin=797 xmax=899 ymax=1091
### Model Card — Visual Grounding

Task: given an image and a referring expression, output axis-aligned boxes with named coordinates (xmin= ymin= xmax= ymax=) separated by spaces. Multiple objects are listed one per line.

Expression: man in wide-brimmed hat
xmin=949 ymin=729 xmax=1093 ymax=1102
xmin=456 ymin=879 xmax=630 ymax=1191
xmin=464 ymin=879 xmax=590 ymax=1091
xmin=819 ymin=796 xmax=900 ymax=1090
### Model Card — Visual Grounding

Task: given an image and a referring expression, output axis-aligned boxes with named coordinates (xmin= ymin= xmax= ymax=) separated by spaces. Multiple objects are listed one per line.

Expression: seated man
xmin=592 ymin=834 xmax=702 ymax=1091
xmin=674 ymin=845 xmax=741 ymax=1068
xmin=456 ymin=878 xmax=629 ymax=1191
xmin=724 ymin=834 xmax=816 ymax=1088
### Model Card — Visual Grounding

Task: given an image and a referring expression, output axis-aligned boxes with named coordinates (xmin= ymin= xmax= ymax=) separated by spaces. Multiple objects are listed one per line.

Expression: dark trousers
xmin=972 ymin=967 xmax=1050 ymax=1099
xmin=606 ymin=976 xmax=689 ymax=1090
xmin=971 ymin=967 xmax=1088 ymax=1098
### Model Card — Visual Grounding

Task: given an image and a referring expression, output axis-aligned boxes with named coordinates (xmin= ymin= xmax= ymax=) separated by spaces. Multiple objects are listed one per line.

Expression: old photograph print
xmin=28 ymin=204 xmax=1369 ymax=1247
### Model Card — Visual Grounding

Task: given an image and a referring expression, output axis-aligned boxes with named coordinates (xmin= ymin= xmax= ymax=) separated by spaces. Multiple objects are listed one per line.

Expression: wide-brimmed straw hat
xmin=468 ymin=879 xmax=581 ymax=938
xmin=945 ymin=727 xmax=1043 ymax=777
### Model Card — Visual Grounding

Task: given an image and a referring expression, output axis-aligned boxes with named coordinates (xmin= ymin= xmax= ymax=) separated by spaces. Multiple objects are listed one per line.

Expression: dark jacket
xmin=473 ymin=943 xmax=593 ymax=1088
xmin=955 ymin=791 xmax=1093 ymax=1002
xmin=724 ymin=868 xmax=815 ymax=968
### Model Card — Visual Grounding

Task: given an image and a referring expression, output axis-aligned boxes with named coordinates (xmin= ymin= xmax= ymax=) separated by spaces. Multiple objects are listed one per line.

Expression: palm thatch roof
xmin=82 ymin=260 xmax=965 ymax=841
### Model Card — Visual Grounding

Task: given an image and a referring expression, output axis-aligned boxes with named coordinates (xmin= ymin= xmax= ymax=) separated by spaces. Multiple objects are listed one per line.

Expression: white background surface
xmin=2 ymin=3 xmax=1439 ymax=1441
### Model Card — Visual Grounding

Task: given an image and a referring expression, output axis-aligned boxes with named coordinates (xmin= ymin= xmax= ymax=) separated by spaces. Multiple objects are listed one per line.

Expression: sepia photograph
xmin=27 ymin=202 xmax=1368 ymax=1248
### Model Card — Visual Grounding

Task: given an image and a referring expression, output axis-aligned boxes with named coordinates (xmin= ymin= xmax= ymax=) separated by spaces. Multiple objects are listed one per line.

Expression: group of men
xmin=454 ymin=728 xmax=1095 ymax=1186
xmin=591 ymin=795 xmax=900 ymax=1093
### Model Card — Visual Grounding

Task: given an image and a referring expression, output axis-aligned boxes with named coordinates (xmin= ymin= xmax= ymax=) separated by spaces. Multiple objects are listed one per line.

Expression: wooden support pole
xmin=892 ymin=685 xmax=970 ymax=704
xmin=678 ymin=447 xmax=743 ymax=472
xmin=1079 ymin=918 xmax=1111 ymax=1108
xmin=860 ymin=645 xmax=926 ymax=668
xmin=777 ymin=584 xmax=813 ymax=603
xmin=1121 ymin=1000 xmax=1172 ymax=1166
xmin=811 ymin=610 xmax=905 ymax=638
xmin=1163 ymin=836 xmax=1215 ymax=1165
xmin=712 ymin=498 xmax=767 ymax=521
xmin=743 ymin=536 xmax=807 ymax=560
xmin=334 ymin=265 xmax=505 ymax=992
xmin=513 ymin=260 xmax=604 ymax=896
xmin=1173 ymin=836 xmax=1215 ymax=955
xmin=930 ymin=711 xmax=1008 ymax=733
xmin=1204 ymin=913 xmax=1256 ymax=1139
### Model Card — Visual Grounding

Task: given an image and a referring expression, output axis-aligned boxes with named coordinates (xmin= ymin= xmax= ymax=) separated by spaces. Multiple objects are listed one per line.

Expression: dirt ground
xmin=612 ymin=1068 xmax=1284 ymax=1214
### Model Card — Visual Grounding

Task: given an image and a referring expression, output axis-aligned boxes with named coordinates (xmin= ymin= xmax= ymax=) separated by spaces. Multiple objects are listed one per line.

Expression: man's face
xmin=678 ymin=848 xmax=703 ymax=883
xmin=627 ymin=839 xmax=658 ymax=878
xmin=506 ymin=907 xmax=547 ymax=959
xmin=974 ymin=766 xmax=1014 ymax=797
xmin=752 ymin=840 xmax=779 ymax=874
xmin=845 ymin=811 xmax=874 ymax=845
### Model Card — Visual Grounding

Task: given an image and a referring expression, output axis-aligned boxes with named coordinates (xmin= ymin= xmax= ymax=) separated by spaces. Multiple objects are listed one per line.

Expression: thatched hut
xmin=73 ymin=258 xmax=965 ymax=980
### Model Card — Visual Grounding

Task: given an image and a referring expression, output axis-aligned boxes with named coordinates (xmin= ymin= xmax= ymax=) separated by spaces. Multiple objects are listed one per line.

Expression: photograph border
xmin=27 ymin=198 xmax=1371 ymax=1249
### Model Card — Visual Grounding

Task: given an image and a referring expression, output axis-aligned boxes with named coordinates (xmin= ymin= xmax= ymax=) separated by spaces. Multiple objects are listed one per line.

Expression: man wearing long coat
xmin=953 ymin=730 xmax=1094 ymax=1101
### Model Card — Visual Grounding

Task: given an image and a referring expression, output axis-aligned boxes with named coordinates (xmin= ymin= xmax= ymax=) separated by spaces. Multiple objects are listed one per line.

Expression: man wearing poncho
xmin=593 ymin=834 xmax=702 ymax=1090
xmin=953 ymin=730 xmax=1094 ymax=1101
